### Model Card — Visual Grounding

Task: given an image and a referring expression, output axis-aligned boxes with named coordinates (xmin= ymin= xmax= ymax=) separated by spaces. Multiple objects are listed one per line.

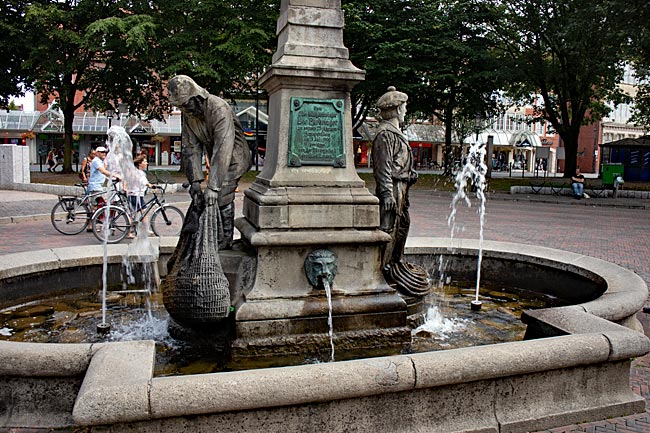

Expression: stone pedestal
xmin=234 ymin=0 xmax=409 ymax=362
xmin=0 ymin=144 xmax=30 ymax=187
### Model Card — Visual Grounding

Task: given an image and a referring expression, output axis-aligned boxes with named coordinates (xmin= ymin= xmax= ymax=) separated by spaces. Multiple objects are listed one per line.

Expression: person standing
xmin=79 ymin=148 xmax=96 ymax=184
xmin=87 ymin=146 xmax=113 ymax=193
xmin=52 ymin=148 xmax=64 ymax=172
xmin=46 ymin=148 xmax=56 ymax=172
xmin=167 ymin=74 xmax=251 ymax=249
xmin=571 ymin=167 xmax=585 ymax=199
xmin=126 ymin=154 xmax=153 ymax=238
xmin=126 ymin=154 xmax=152 ymax=212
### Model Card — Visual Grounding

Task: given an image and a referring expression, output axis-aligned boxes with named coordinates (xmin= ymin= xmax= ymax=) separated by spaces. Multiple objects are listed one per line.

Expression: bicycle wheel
xmin=91 ymin=206 xmax=131 ymax=243
xmin=51 ymin=198 xmax=91 ymax=235
xmin=151 ymin=205 xmax=184 ymax=237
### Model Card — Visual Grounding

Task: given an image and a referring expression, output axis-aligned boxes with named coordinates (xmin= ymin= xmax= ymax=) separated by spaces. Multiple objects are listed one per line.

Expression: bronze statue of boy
xmin=372 ymin=86 xmax=429 ymax=297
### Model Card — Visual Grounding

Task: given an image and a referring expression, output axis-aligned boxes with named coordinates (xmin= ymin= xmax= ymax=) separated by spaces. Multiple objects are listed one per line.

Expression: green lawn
xmin=29 ymin=169 xmax=650 ymax=193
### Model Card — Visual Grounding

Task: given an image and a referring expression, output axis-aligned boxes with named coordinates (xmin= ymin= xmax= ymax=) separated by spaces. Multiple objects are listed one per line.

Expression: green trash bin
xmin=601 ymin=163 xmax=624 ymax=186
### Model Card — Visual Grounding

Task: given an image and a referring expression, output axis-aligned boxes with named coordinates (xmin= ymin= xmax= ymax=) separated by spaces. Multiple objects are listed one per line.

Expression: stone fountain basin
xmin=0 ymin=237 xmax=648 ymax=433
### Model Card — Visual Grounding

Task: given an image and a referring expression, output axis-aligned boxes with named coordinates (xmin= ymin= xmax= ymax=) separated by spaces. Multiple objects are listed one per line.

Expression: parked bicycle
xmin=50 ymin=179 xmax=127 ymax=235
xmin=90 ymin=180 xmax=184 ymax=243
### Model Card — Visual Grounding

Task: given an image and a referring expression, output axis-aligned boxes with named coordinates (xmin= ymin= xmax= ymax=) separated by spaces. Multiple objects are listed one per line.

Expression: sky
xmin=11 ymin=92 xmax=35 ymax=111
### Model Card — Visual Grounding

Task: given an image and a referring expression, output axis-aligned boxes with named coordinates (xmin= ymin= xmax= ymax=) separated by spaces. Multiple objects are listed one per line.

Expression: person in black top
xmin=571 ymin=168 xmax=585 ymax=199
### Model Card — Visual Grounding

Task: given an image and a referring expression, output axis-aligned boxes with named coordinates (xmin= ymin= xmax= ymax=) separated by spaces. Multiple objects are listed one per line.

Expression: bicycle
xmin=50 ymin=179 xmax=127 ymax=235
xmin=90 ymin=181 xmax=184 ymax=243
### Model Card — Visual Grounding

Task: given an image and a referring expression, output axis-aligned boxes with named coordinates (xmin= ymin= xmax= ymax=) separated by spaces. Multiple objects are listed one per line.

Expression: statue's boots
xmin=219 ymin=201 xmax=235 ymax=250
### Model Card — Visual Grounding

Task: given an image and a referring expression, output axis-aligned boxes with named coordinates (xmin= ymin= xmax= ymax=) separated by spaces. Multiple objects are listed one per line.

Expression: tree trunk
xmin=62 ymin=100 xmax=75 ymax=174
xmin=444 ymin=114 xmax=453 ymax=176
xmin=559 ymin=128 xmax=579 ymax=178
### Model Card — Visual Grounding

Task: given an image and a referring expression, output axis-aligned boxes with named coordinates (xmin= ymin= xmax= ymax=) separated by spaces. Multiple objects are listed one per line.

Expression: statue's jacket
xmin=372 ymin=121 xmax=414 ymax=202
xmin=182 ymin=95 xmax=251 ymax=207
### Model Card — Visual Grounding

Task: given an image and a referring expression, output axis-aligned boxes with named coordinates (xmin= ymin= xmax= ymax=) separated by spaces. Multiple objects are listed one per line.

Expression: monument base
xmin=230 ymin=325 xmax=412 ymax=366
xmin=232 ymin=217 xmax=412 ymax=362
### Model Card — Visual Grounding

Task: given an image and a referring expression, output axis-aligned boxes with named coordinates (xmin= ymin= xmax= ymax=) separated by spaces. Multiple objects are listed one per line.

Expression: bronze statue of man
xmin=372 ymin=86 xmax=429 ymax=297
xmin=167 ymin=75 xmax=252 ymax=249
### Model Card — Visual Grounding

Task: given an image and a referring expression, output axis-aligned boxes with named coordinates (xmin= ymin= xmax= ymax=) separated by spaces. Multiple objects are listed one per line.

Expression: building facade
xmin=0 ymin=100 xmax=267 ymax=170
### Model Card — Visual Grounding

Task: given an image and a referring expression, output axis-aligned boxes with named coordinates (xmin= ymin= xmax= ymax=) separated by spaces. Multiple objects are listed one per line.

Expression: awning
xmin=464 ymin=129 xmax=542 ymax=147
xmin=600 ymin=135 xmax=650 ymax=148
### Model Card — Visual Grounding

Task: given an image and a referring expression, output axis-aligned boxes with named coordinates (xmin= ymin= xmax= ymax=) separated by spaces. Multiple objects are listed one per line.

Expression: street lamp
xmin=106 ymin=109 xmax=115 ymax=129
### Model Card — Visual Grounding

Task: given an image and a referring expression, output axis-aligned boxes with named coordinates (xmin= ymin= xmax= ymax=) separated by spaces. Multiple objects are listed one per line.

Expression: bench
xmin=549 ymin=182 xmax=569 ymax=196
xmin=530 ymin=180 xmax=545 ymax=194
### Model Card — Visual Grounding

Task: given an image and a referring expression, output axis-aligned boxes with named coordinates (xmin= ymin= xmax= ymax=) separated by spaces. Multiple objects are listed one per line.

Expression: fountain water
xmin=96 ymin=126 xmax=160 ymax=334
xmin=322 ymin=279 xmax=335 ymax=362
xmin=448 ymin=139 xmax=488 ymax=310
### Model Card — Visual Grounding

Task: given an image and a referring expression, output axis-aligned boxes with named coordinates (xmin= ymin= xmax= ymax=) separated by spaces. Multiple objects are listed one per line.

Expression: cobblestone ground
xmin=1 ymin=188 xmax=650 ymax=432
xmin=407 ymin=190 xmax=650 ymax=433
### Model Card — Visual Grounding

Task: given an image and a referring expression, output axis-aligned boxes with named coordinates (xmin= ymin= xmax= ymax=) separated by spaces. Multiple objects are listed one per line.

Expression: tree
xmin=343 ymin=0 xmax=421 ymax=131
xmin=488 ymin=0 xmax=632 ymax=177
xmin=155 ymin=0 xmax=278 ymax=98
xmin=19 ymin=0 xmax=163 ymax=173
xmin=625 ymin=0 xmax=650 ymax=131
xmin=0 ymin=0 xmax=29 ymax=107
xmin=343 ymin=0 xmax=506 ymax=174
xmin=406 ymin=0 xmax=505 ymax=174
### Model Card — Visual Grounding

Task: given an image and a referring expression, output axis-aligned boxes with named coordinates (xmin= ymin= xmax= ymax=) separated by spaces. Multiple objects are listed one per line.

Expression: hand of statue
xmin=189 ymin=181 xmax=203 ymax=203
xmin=204 ymin=187 xmax=219 ymax=207
xmin=409 ymin=170 xmax=419 ymax=186
xmin=383 ymin=196 xmax=396 ymax=211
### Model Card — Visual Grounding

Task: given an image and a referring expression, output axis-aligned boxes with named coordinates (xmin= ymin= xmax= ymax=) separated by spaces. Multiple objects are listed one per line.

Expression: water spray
xmin=448 ymin=139 xmax=488 ymax=312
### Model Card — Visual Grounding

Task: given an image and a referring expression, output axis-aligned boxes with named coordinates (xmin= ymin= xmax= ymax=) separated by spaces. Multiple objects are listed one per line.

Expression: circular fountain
xmin=1 ymin=1 xmax=648 ymax=432
xmin=0 ymin=238 xmax=648 ymax=432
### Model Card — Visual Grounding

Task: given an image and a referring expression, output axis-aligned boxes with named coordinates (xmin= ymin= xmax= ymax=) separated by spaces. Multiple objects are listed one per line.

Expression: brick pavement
xmin=1 ymin=187 xmax=650 ymax=432
xmin=406 ymin=189 xmax=650 ymax=433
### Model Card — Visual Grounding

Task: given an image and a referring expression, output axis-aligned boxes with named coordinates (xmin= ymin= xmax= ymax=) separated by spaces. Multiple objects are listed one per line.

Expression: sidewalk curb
xmin=0 ymin=214 xmax=51 ymax=225
xmin=494 ymin=194 xmax=650 ymax=210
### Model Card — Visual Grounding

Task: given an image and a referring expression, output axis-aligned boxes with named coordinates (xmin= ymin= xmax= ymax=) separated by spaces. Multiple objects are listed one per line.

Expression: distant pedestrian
xmin=79 ymin=148 xmax=96 ymax=184
xmin=52 ymin=148 xmax=64 ymax=172
xmin=46 ymin=149 xmax=55 ymax=172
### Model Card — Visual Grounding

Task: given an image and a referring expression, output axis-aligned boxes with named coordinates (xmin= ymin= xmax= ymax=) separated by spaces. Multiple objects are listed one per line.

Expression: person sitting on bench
xmin=571 ymin=168 xmax=585 ymax=199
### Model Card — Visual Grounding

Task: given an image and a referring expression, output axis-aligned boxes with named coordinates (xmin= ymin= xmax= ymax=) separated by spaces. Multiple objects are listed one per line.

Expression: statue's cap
xmin=376 ymin=86 xmax=408 ymax=110
xmin=168 ymin=75 xmax=210 ymax=106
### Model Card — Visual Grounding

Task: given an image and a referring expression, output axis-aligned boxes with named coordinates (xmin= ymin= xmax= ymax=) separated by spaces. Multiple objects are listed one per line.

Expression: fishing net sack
xmin=164 ymin=203 xmax=230 ymax=323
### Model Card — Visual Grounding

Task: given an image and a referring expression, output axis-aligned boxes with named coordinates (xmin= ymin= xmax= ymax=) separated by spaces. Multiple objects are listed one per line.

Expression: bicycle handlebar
xmin=149 ymin=184 xmax=168 ymax=195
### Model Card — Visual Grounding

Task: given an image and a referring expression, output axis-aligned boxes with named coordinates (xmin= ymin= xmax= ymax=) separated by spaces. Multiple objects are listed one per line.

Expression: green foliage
xmin=625 ymin=0 xmax=650 ymax=130
xmin=343 ymin=0 xmax=508 ymax=173
xmin=630 ymin=85 xmax=650 ymax=131
xmin=488 ymin=0 xmax=634 ymax=177
xmin=155 ymin=0 xmax=278 ymax=98
xmin=16 ymin=0 xmax=165 ymax=172
xmin=0 ymin=0 xmax=29 ymax=107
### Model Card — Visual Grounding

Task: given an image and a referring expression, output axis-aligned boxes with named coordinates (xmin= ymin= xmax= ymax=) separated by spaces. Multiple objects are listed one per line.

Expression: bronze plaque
xmin=288 ymin=98 xmax=345 ymax=167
